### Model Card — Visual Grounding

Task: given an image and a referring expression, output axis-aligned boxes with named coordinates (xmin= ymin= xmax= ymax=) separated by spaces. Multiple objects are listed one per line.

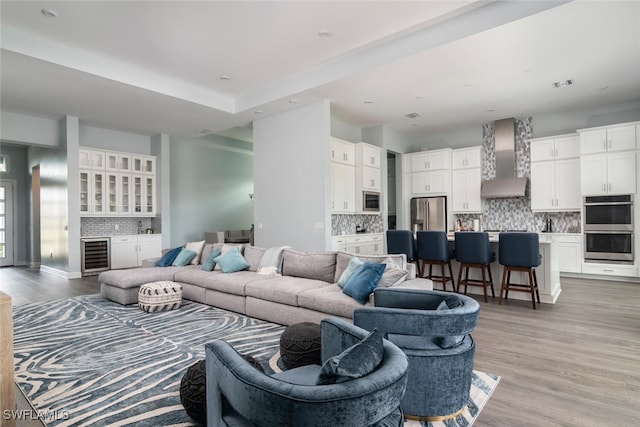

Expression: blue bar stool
xmin=386 ymin=230 xmax=418 ymax=274
xmin=498 ymin=232 xmax=541 ymax=309
xmin=416 ymin=231 xmax=455 ymax=291
xmin=454 ymin=232 xmax=495 ymax=302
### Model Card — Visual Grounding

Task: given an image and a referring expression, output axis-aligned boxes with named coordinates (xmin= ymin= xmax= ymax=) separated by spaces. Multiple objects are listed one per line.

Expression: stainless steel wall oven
xmin=584 ymin=195 xmax=633 ymax=263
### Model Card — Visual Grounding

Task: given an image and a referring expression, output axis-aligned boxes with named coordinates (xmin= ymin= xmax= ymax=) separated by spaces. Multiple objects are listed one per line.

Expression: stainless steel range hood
xmin=481 ymin=118 xmax=527 ymax=198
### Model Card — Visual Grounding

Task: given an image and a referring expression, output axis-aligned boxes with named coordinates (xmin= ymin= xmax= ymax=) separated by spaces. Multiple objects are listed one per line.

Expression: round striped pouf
xmin=138 ymin=281 xmax=182 ymax=313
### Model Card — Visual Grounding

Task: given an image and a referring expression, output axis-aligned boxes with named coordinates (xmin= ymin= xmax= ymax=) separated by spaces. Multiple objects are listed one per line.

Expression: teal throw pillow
xmin=172 ymin=249 xmax=197 ymax=266
xmin=337 ymin=257 xmax=364 ymax=288
xmin=201 ymin=248 xmax=222 ymax=271
xmin=342 ymin=261 xmax=386 ymax=304
xmin=213 ymin=250 xmax=250 ymax=273
xmin=316 ymin=328 xmax=383 ymax=385
xmin=156 ymin=246 xmax=182 ymax=267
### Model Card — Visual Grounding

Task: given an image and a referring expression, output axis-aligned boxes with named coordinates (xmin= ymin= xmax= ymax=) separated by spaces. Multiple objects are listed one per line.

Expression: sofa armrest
xmin=141 ymin=258 xmax=160 ymax=268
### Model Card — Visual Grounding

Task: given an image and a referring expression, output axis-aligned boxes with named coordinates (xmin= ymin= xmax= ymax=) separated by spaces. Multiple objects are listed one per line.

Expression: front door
xmin=0 ymin=180 xmax=14 ymax=266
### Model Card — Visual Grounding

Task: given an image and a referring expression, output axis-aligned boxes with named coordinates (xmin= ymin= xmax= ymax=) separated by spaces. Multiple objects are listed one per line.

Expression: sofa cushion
xmin=214 ymin=249 xmax=250 ymax=273
xmin=155 ymin=247 xmax=183 ymax=267
xmin=201 ymin=248 xmax=222 ymax=271
xmin=378 ymin=267 xmax=408 ymax=288
xmin=173 ymin=249 xmax=198 ymax=266
xmin=281 ymin=249 xmax=337 ymax=283
xmin=342 ymin=262 xmax=386 ymax=304
xmin=334 ymin=251 xmax=406 ymax=283
xmin=184 ymin=240 xmax=206 ymax=265
xmin=99 ymin=266 xmax=194 ymax=289
xmin=174 ymin=268 xmax=224 ymax=288
xmin=336 ymin=257 xmax=363 ymax=288
xmin=243 ymin=246 xmax=266 ymax=272
xmin=201 ymin=271 xmax=271 ymax=296
xmin=298 ymin=285 xmax=371 ymax=318
xmin=245 ymin=276 xmax=332 ymax=306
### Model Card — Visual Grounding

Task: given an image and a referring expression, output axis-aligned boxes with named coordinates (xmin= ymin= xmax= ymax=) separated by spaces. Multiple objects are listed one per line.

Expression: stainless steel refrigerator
xmin=410 ymin=196 xmax=447 ymax=232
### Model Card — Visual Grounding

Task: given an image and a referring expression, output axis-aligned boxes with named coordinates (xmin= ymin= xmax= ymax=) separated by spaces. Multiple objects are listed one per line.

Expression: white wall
xmin=253 ymin=101 xmax=331 ymax=250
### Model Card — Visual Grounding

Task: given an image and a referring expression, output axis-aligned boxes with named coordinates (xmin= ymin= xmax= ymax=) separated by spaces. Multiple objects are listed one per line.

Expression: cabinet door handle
xmin=608 ymin=183 xmax=612 ymax=192
xmin=331 ymin=150 xmax=334 ymax=159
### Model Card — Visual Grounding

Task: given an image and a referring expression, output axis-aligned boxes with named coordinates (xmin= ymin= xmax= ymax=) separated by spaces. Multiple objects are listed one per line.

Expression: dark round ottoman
xmin=279 ymin=322 xmax=322 ymax=369
xmin=180 ymin=360 xmax=207 ymax=423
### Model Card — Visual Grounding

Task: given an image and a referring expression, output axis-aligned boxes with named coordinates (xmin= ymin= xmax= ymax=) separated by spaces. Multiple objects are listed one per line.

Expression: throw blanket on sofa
xmin=257 ymin=245 xmax=290 ymax=276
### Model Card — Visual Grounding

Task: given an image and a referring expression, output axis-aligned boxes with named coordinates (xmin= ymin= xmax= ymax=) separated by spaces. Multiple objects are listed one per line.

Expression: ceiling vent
xmin=405 ymin=112 xmax=420 ymax=119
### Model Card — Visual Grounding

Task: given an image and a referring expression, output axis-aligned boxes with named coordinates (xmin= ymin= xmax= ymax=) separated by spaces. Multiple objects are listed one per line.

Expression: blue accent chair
xmin=205 ymin=317 xmax=408 ymax=427
xmin=498 ymin=232 xmax=541 ymax=309
xmin=454 ymin=232 xmax=496 ymax=302
xmin=386 ymin=230 xmax=418 ymax=274
xmin=416 ymin=231 xmax=455 ymax=291
xmin=354 ymin=288 xmax=480 ymax=421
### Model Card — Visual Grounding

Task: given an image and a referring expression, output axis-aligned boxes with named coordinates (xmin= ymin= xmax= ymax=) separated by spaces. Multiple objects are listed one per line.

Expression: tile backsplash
xmin=453 ymin=117 xmax=582 ymax=233
xmin=332 ymin=214 xmax=384 ymax=235
xmin=81 ymin=217 xmax=161 ymax=237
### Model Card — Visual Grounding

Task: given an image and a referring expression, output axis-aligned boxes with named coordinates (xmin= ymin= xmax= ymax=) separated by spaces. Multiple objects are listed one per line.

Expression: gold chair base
xmin=404 ymin=406 xmax=465 ymax=422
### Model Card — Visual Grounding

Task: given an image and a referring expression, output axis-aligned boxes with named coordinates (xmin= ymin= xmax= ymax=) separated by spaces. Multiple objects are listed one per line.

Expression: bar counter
xmin=443 ymin=232 xmax=561 ymax=304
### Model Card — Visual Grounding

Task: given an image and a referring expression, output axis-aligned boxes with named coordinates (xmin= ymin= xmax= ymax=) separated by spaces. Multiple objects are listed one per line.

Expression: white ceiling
xmin=1 ymin=0 xmax=639 ymax=142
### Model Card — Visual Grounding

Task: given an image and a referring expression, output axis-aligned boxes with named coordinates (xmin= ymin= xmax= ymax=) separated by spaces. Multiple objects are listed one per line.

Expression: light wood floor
xmin=1 ymin=267 xmax=639 ymax=426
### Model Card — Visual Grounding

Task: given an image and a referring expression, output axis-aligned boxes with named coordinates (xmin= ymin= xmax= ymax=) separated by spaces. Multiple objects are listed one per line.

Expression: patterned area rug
xmin=13 ymin=295 xmax=499 ymax=426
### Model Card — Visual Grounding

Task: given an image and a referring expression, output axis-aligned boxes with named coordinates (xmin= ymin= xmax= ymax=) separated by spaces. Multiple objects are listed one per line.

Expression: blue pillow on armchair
xmin=342 ymin=261 xmax=386 ymax=304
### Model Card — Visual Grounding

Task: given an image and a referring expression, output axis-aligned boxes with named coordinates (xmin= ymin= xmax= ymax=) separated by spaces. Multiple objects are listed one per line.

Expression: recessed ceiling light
xmin=41 ymin=9 xmax=57 ymax=18
xmin=463 ymin=83 xmax=473 ymax=87
xmin=597 ymin=86 xmax=609 ymax=91
xmin=552 ymin=79 xmax=574 ymax=88
xmin=318 ymin=30 xmax=332 ymax=38
xmin=405 ymin=112 xmax=420 ymax=119
xmin=254 ymin=110 xmax=264 ymax=115
xmin=364 ymin=100 xmax=374 ymax=104
xmin=197 ymin=129 xmax=210 ymax=134
xmin=288 ymin=99 xmax=298 ymax=104
xmin=415 ymin=95 xmax=424 ymax=99
xmin=487 ymin=108 xmax=496 ymax=112
xmin=220 ymin=75 xmax=231 ymax=81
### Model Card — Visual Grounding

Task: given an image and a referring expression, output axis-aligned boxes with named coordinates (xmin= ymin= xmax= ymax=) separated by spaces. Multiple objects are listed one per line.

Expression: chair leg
xmin=487 ymin=264 xmax=495 ymax=298
xmin=533 ymin=269 xmax=541 ymax=303
xmin=440 ymin=263 xmax=447 ymax=292
xmin=456 ymin=264 xmax=464 ymax=294
xmin=480 ymin=266 xmax=488 ymax=303
xmin=499 ymin=268 xmax=508 ymax=305
xmin=528 ymin=269 xmax=537 ymax=309
xmin=505 ymin=270 xmax=511 ymax=300
xmin=448 ymin=260 xmax=455 ymax=290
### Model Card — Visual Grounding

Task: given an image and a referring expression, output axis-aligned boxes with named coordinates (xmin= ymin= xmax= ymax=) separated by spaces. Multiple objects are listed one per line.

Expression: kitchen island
xmin=445 ymin=232 xmax=561 ymax=304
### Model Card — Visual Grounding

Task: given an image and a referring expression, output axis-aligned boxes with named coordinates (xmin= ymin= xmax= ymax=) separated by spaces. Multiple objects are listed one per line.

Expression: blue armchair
xmin=354 ymin=288 xmax=480 ymax=421
xmin=205 ymin=317 xmax=408 ymax=427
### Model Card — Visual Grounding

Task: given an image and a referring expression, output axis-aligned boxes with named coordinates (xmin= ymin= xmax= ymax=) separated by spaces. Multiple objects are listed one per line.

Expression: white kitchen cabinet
xmin=356 ymin=143 xmax=381 ymax=168
xmin=111 ymin=234 xmax=162 ymax=269
xmin=451 ymin=146 xmax=481 ymax=169
xmin=452 ymin=168 xmax=482 ymax=213
xmin=578 ymin=123 xmax=636 ymax=155
xmin=332 ymin=233 xmax=384 ymax=255
xmin=331 ymin=162 xmax=355 ymax=213
xmin=79 ymin=149 xmax=105 ymax=169
xmin=554 ymin=234 xmax=582 ymax=273
xmin=106 ymin=172 xmax=132 ymax=215
xmin=411 ymin=170 xmax=449 ymax=196
xmin=106 ymin=152 xmax=132 ymax=172
xmin=132 ymin=155 xmax=156 ymax=175
xmin=531 ymin=158 xmax=581 ymax=211
xmin=580 ymin=152 xmax=636 ymax=195
xmin=530 ymin=134 xmax=579 ymax=161
xmin=79 ymin=169 xmax=106 ymax=215
xmin=581 ymin=262 xmax=637 ymax=278
xmin=330 ymin=138 xmax=355 ymax=165
xmin=409 ymin=149 xmax=452 ymax=172
xmin=358 ymin=166 xmax=381 ymax=191
xmin=133 ymin=174 xmax=157 ymax=216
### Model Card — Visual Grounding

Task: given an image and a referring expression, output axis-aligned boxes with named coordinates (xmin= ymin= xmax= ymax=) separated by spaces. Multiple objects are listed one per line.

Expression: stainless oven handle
xmin=584 ymin=202 xmax=632 ymax=206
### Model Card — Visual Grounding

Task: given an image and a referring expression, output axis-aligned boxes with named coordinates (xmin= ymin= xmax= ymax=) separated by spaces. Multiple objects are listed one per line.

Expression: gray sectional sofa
xmin=98 ymin=243 xmax=433 ymax=325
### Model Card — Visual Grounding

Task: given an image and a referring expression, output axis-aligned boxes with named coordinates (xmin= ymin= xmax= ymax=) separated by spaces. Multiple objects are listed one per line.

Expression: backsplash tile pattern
xmin=332 ymin=214 xmax=384 ymax=235
xmin=81 ymin=217 xmax=160 ymax=237
xmin=455 ymin=117 xmax=581 ymax=233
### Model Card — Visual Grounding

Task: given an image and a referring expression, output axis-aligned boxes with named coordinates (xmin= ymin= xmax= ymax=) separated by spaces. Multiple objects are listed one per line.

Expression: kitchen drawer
xmin=581 ymin=263 xmax=637 ymax=277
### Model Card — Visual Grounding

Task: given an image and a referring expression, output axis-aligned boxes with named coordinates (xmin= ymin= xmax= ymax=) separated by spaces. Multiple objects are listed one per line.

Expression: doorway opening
xmin=386 ymin=151 xmax=397 ymax=230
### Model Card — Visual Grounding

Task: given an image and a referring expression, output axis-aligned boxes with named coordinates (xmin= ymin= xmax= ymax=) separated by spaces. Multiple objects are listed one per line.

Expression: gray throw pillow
xmin=316 ymin=328 xmax=383 ymax=385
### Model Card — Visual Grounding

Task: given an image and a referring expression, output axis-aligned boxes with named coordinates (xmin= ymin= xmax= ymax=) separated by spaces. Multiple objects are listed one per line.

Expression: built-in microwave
xmin=363 ymin=191 xmax=380 ymax=212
